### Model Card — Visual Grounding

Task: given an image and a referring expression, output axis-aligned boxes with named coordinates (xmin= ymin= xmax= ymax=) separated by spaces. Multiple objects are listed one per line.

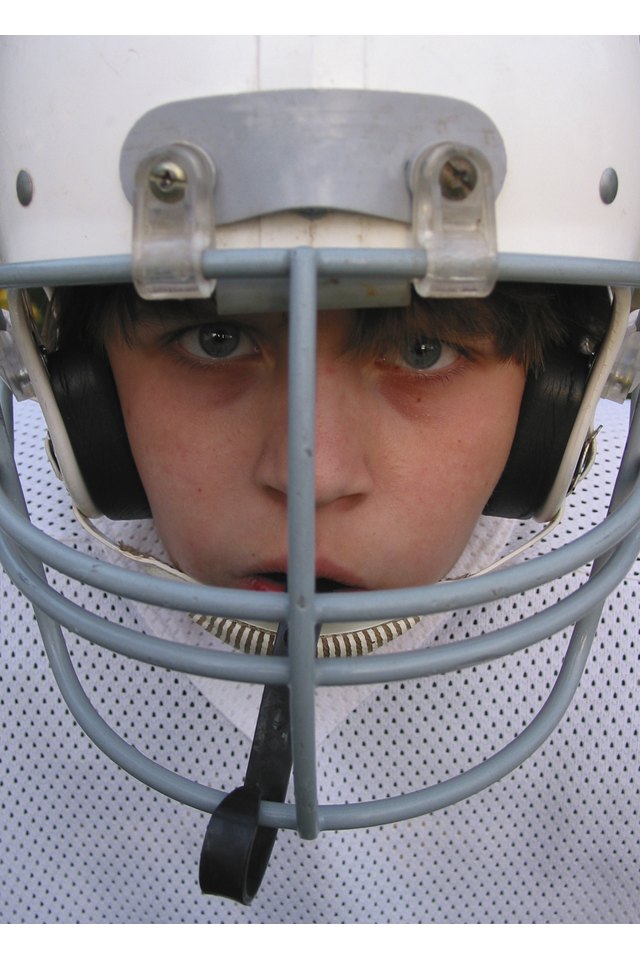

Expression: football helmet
xmin=1 ymin=36 xmax=640 ymax=903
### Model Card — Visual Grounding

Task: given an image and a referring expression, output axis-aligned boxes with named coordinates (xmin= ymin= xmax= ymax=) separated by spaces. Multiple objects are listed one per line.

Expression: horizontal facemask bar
xmin=2 ymin=249 xmax=640 ymax=291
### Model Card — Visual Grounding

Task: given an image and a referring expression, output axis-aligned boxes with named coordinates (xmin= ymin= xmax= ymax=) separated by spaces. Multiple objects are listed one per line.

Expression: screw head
xmin=439 ymin=155 xmax=478 ymax=200
xmin=599 ymin=167 xmax=618 ymax=204
xmin=148 ymin=160 xmax=187 ymax=202
xmin=16 ymin=170 xmax=34 ymax=206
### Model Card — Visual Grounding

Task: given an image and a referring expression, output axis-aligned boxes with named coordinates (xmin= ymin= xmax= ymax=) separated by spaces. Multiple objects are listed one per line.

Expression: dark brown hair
xmin=48 ymin=282 xmax=611 ymax=373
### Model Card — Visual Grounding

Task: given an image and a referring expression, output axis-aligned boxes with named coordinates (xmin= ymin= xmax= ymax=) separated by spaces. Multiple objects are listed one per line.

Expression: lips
xmin=242 ymin=563 xmax=364 ymax=593
xmin=246 ymin=573 xmax=288 ymax=593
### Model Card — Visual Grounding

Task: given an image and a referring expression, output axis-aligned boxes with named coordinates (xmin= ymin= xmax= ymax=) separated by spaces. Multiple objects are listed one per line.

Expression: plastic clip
xmin=602 ymin=322 xmax=640 ymax=403
xmin=410 ymin=143 xmax=498 ymax=298
xmin=132 ymin=142 xmax=216 ymax=300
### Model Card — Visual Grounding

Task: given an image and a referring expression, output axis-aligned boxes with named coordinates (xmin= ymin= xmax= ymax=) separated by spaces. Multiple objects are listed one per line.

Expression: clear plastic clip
xmin=0 ymin=307 xmax=34 ymax=400
xmin=132 ymin=142 xmax=216 ymax=300
xmin=602 ymin=321 xmax=640 ymax=403
xmin=410 ymin=143 xmax=498 ymax=298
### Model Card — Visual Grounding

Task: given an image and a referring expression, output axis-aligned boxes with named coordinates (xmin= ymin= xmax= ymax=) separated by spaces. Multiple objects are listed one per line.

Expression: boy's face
xmin=106 ymin=302 xmax=525 ymax=591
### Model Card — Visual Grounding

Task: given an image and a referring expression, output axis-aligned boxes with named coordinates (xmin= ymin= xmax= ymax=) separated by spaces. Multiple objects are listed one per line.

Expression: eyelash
xmin=163 ymin=321 xmax=475 ymax=383
xmin=378 ymin=338 xmax=472 ymax=379
xmin=168 ymin=322 xmax=259 ymax=366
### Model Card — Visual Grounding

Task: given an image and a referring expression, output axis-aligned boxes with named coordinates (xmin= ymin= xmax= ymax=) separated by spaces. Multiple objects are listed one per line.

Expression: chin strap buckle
xmin=199 ymin=622 xmax=293 ymax=905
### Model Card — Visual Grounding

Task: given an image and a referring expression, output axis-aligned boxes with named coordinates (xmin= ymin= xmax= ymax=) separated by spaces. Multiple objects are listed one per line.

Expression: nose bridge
xmin=255 ymin=354 xmax=372 ymax=504
xmin=314 ymin=356 xmax=354 ymax=448
xmin=316 ymin=357 xmax=372 ymax=505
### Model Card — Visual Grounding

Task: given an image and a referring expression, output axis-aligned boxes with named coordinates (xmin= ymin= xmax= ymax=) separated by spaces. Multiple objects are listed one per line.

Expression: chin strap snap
xmin=199 ymin=621 xmax=298 ymax=904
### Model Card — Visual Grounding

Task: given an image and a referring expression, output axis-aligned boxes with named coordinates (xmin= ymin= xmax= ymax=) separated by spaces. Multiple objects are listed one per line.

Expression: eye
xmin=402 ymin=335 xmax=460 ymax=371
xmin=177 ymin=323 xmax=257 ymax=361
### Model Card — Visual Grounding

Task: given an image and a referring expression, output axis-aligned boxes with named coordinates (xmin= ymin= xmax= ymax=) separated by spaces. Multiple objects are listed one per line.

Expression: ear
xmin=47 ymin=344 xmax=151 ymax=520
xmin=484 ymin=345 xmax=591 ymax=519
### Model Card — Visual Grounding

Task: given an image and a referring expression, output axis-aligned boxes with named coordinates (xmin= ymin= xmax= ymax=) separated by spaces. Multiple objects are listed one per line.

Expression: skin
xmin=106 ymin=303 xmax=526 ymax=592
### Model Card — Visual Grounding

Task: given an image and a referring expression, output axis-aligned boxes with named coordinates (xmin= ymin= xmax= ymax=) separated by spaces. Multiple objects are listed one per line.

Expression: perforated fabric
xmin=1 ymin=399 xmax=638 ymax=923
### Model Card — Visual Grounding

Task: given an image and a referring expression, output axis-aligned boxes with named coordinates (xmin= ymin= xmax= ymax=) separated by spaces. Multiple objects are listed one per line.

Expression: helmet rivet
xmin=148 ymin=160 xmax=187 ymax=203
xmin=599 ymin=167 xmax=618 ymax=204
xmin=439 ymin=155 xmax=478 ymax=200
xmin=16 ymin=170 xmax=34 ymax=206
xmin=579 ymin=335 xmax=598 ymax=356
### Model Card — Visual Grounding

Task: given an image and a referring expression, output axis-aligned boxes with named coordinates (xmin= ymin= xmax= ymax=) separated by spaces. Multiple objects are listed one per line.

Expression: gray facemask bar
xmin=1 ymin=247 xmax=640 ymax=841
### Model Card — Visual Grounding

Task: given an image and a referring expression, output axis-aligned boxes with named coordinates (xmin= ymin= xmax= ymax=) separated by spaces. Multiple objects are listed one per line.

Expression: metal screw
xmin=599 ymin=167 xmax=618 ymax=204
xmin=16 ymin=170 xmax=34 ymax=206
xmin=148 ymin=160 xmax=187 ymax=203
xmin=439 ymin=155 xmax=478 ymax=200
xmin=579 ymin=335 xmax=598 ymax=356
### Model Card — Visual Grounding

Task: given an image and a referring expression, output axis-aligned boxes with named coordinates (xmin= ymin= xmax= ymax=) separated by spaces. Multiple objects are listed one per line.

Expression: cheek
xmin=120 ymin=387 xmax=243 ymax=505
xmin=111 ymin=359 xmax=277 ymax=580
xmin=379 ymin=361 xmax=524 ymax=462
xmin=440 ymin=366 xmax=525 ymax=499
xmin=379 ymin=362 xmax=525 ymax=552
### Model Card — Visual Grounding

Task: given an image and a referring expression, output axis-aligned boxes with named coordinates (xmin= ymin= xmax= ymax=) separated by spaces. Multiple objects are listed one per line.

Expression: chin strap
xmin=198 ymin=621 xmax=298 ymax=904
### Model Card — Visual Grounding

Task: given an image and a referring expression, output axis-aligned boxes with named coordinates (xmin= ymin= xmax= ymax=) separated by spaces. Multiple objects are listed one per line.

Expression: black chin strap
xmin=199 ymin=622 xmax=294 ymax=904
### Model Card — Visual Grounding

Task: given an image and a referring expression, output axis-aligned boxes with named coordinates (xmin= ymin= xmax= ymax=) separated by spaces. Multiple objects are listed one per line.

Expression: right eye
xmin=177 ymin=323 xmax=257 ymax=361
xmin=400 ymin=335 xmax=460 ymax=372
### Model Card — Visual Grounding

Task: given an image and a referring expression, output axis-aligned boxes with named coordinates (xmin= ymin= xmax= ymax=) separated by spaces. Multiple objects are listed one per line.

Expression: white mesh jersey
xmin=1 ymin=398 xmax=638 ymax=924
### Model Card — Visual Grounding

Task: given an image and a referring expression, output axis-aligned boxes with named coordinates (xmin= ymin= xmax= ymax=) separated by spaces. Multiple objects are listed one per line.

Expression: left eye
xmin=177 ymin=323 xmax=256 ymax=361
xmin=402 ymin=336 xmax=460 ymax=371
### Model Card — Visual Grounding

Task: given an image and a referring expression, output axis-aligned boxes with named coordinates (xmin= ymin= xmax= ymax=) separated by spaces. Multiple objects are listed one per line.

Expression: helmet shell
xmin=1 ymin=36 xmax=639 ymax=264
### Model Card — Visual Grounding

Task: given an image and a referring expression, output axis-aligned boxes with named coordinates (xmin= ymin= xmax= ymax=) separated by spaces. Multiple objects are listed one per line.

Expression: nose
xmin=254 ymin=360 xmax=374 ymax=507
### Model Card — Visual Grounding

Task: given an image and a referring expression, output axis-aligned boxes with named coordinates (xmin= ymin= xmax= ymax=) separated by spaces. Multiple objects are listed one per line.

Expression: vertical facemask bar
xmin=287 ymin=248 xmax=321 ymax=840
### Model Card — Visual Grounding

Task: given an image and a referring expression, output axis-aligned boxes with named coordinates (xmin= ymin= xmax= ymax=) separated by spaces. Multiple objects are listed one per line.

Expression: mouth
xmin=246 ymin=571 xmax=363 ymax=593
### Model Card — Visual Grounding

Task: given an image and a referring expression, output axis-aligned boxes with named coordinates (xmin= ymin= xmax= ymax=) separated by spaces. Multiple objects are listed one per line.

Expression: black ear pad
xmin=484 ymin=345 xmax=592 ymax=519
xmin=47 ymin=346 xmax=151 ymax=520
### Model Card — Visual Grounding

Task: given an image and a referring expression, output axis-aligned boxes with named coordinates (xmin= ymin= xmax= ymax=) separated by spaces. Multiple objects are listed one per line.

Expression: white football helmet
xmin=1 ymin=36 xmax=639 ymax=903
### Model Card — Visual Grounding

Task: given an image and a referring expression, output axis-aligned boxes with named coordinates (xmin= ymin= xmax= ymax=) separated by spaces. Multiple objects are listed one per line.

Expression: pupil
xmin=199 ymin=325 xmax=239 ymax=358
xmin=406 ymin=336 xmax=442 ymax=369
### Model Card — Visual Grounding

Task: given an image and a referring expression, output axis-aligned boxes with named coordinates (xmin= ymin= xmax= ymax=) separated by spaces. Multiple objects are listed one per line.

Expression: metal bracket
xmin=0 ymin=301 xmax=35 ymax=400
xmin=122 ymin=90 xmax=506 ymax=307
xmin=121 ymin=90 xmax=506 ymax=227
